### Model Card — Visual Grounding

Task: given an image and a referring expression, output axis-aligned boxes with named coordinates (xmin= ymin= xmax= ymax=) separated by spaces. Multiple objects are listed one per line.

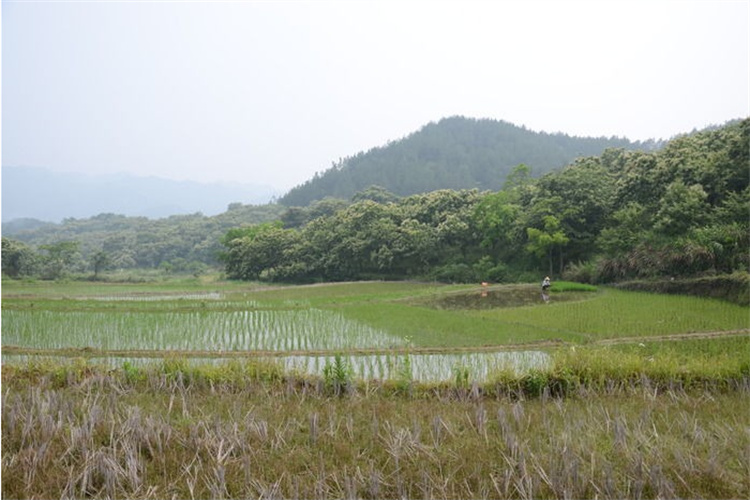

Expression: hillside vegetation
xmin=223 ymin=119 xmax=749 ymax=285
xmin=2 ymin=204 xmax=284 ymax=277
xmin=2 ymin=118 xmax=747 ymax=286
xmin=280 ymin=116 xmax=658 ymax=206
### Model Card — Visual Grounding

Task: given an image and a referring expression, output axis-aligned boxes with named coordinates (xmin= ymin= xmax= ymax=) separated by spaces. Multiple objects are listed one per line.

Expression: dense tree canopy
xmin=3 ymin=119 xmax=747 ymax=285
xmin=2 ymin=204 xmax=284 ymax=277
xmin=223 ymin=119 xmax=749 ymax=284
xmin=222 ymin=191 xmax=483 ymax=282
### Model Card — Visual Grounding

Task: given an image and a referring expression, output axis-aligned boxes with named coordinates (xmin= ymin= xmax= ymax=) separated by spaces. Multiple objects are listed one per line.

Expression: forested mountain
xmin=222 ymin=118 xmax=749 ymax=284
xmin=2 ymin=166 xmax=279 ymax=222
xmin=279 ymin=116 xmax=661 ymax=206
xmin=3 ymin=118 xmax=746 ymax=285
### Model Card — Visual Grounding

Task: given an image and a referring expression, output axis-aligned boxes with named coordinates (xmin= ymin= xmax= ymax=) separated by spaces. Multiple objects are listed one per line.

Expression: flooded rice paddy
xmin=2 ymin=284 xmax=571 ymax=382
xmin=88 ymin=292 xmax=225 ymax=301
xmin=415 ymin=285 xmax=591 ymax=310
xmin=1 ymin=350 xmax=550 ymax=383
xmin=2 ymin=308 xmax=406 ymax=352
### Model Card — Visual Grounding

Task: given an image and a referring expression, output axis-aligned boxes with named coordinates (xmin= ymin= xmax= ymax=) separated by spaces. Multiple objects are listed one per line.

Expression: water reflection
xmin=2 ymin=308 xmax=404 ymax=352
xmin=2 ymin=350 xmax=551 ymax=383
xmin=415 ymin=285 xmax=588 ymax=310
xmin=281 ymin=351 xmax=551 ymax=382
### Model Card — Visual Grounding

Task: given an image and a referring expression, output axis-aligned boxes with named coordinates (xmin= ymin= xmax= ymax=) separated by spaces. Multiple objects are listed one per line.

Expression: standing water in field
xmin=413 ymin=285 xmax=592 ymax=310
xmin=282 ymin=351 xmax=551 ymax=382
xmin=1 ymin=308 xmax=407 ymax=352
xmin=1 ymin=351 xmax=551 ymax=383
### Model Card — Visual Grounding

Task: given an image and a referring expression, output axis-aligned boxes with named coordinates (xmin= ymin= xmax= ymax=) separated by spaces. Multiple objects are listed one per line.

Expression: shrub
xmin=472 ymin=257 xmax=509 ymax=283
xmin=562 ymin=260 xmax=599 ymax=284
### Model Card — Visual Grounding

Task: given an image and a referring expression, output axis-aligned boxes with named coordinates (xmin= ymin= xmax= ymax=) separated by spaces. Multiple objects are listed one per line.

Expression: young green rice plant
xmin=2 ymin=308 xmax=408 ymax=353
xmin=519 ymin=369 xmax=550 ymax=398
xmin=322 ymin=354 xmax=353 ymax=396
xmin=549 ymin=281 xmax=599 ymax=293
xmin=121 ymin=360 xmax=143 ymax=384
xmin=391 ymin=354 xmax=414 ymax=396
xmin=452 ymin=363 xmax=471 ymax=390
xmin=475 ymin=288 xmax=749 ymax=342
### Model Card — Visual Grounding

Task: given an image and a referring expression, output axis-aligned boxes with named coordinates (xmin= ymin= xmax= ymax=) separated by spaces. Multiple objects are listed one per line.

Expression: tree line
xmin=2 ymin=204 xmax=284 ymax=279
xmin=222 ymin=119 xmax=749 ymax=283
xmin=3 ymin=118 xmax=747 ymax=284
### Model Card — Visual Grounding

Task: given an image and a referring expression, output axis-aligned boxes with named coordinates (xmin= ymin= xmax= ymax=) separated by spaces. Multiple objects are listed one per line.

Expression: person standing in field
xmin=541 ymin=276 xmax=551 ymax=303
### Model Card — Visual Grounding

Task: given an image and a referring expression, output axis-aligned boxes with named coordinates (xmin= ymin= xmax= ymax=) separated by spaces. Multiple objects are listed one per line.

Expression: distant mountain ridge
xmin=280 ymin=116 xmax=661 ymax=206
xmin=1 ymin=166 xmax=279 ymax=223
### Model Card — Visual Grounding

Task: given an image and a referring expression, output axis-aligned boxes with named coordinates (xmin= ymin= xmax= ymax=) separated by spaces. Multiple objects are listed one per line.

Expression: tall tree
xmin=526 ymin=215 xmax=569 ymax=275
xmin=39 ymin=241 xmax=80 ymax=279
xmin=90 ymin=250 xmax=111 ymax=279
xmin=1 ymin=238 xmax=38 ymax=278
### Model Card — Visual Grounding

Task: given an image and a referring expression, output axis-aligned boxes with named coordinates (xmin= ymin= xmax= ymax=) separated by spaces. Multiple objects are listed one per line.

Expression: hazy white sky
xmin=2 ymin=0 xmax=748 ymax=191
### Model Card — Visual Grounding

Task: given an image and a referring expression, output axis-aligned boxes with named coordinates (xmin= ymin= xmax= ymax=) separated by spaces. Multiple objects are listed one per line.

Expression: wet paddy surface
xmin=414 ymin=285 xmax=595 ymax=310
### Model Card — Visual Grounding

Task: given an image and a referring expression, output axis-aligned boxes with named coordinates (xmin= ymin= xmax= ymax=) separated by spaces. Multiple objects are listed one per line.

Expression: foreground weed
xmin=3 ymin=363 xmax=749 ymax=499
xmin=322 ymin=354 xmax=353 ymax=396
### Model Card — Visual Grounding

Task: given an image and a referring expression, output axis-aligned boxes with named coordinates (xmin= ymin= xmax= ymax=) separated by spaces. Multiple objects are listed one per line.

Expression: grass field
xmin=2 ymin=277 xmax=749 ymax=498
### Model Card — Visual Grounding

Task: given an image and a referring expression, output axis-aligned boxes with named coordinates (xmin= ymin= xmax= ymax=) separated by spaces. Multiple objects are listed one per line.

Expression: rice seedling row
xmin=2 ymin=308 xmax=406 ymax=352
xmin=2 ymin=350 xmax=551 ymax=383
xmin=3 ymin=281 xmax=747 ymax=385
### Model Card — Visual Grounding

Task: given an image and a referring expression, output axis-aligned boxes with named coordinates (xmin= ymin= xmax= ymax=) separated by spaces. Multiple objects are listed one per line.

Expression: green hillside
xmin=280 ymin=116 xmax=658 ymax=206
xmin=224 ymin=118 xmax=749 ymax=285
xmin=3 ymin=118 xmax=745 ymax=284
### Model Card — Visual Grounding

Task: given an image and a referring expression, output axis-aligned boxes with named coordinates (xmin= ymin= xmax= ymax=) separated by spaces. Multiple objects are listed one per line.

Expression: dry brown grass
xmin=3 ymin=364 xmax=749 ymax=499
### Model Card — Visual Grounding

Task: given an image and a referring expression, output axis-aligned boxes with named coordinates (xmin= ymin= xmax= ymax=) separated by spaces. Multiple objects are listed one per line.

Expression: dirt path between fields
xmin=4 ymin=329 xmax=748 ymax=359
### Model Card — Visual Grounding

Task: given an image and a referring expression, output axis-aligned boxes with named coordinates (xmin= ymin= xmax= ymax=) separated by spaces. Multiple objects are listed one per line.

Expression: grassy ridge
xmin=5 ymin=332 xmax=749 ymax=398
xmin=546 ymin=336 xmax=750 ymax=394
xmin=0 ymin=275 xmax=232 ymax=297
xmin=1 ymin=278 xmax=456 ymax=302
